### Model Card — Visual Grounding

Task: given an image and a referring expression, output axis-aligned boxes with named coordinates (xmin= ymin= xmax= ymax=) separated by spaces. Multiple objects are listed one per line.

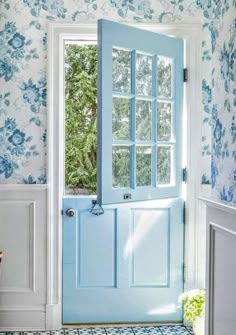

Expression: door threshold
xmin=62 ymin=322 xmax=183 ymax=328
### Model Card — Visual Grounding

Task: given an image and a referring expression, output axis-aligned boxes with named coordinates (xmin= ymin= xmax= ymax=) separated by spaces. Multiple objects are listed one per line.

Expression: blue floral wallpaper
xmin=0 ymin=0 xmax=235 ymax=202
xmin=199 ymin=0 xmax=236 ymax=204
xmin=206 ymin=5 xmax=236 ymax=203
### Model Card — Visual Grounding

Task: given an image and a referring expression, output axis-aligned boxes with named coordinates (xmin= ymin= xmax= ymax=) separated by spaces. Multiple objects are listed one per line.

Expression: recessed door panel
xmin=131 ymin=209 xmax=169 ymax=287
xmin=78 ymin=211 xmax=117 ymax=287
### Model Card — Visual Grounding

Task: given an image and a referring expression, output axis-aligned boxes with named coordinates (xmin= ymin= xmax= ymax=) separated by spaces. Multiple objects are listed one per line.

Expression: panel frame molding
xmin=0 ymin=200 xmax=36 ymax=293
xmin=207 ymin=220 xmax=236 ymax=335
xmin=202 ymin=198 xmax=236 ymax=335
xmin=0 ymin=186 xmax=47 ymax=330
xmin=130 ymin=207 xmax=171 ymax=288
xmin=48 ymin=21 xmax=202 ymax=329
xmin=76 ymin=209 xmax=117 ymax=289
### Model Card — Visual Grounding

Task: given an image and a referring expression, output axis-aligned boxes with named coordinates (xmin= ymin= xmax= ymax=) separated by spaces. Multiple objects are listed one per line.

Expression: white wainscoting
xmin=203 ymin=199 xmax=236 ymax=335
xmin=0 ymin=185 xmax=47 ymax=330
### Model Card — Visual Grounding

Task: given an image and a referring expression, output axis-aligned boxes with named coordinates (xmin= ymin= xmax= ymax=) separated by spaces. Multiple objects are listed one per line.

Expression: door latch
xmin=123 ymin=193 xmax=132 ymax=200
xmin=66 ymin=208 xmax=76 ymax=217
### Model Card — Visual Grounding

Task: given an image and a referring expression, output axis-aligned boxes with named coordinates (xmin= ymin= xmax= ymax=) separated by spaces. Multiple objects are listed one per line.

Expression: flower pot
xmin=192 ymin=316 xmax=205 ymax=335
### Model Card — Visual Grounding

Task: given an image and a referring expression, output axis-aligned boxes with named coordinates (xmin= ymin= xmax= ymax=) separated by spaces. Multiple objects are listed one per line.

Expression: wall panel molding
xmin=208 ymin=222 xmax=236 ymax=335
xmin=0 ymin=200 xmax=35 ymax=293
xmin=204 ymin=200 xmax=236 ymax=335
xmin=0 ymin=187 xmax=47 ymax=330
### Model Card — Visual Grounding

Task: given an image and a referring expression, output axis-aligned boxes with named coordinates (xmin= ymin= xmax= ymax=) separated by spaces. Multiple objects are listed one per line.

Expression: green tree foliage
xmin=65 ymin=44 xmax=97 ymax=194
xmin=65 ymin=44 xmax=172 ymax=194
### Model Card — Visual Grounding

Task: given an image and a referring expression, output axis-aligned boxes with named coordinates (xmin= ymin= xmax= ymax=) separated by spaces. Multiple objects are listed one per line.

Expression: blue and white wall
xmin=0 ymin=0 xmax=235 ymax=202
xmin=198 ymin=1 xmax=236 ymax=203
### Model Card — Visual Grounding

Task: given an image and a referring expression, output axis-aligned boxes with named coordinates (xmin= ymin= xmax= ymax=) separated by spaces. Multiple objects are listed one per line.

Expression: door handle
xmin=66 ymin=208 xmax=76 ymax=217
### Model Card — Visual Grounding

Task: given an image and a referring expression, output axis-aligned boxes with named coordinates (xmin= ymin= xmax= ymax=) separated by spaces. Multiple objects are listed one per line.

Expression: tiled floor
xmin=1 ymin=326 xmax=193 ymax=335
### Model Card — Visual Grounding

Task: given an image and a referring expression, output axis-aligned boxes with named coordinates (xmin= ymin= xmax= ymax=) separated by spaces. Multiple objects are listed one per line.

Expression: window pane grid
xmin=112 ymin=48 xmax=131 ymax=93
xmin=136 ymin=100 xmax=152 ymax=141
xmin=157 ymin=141 xmax=176 ymax=145
xmin=112 ymin=92 xmax=135 ymax=99
xmin=157 ymin=56 xmax=173 ymax=99
xmin=152 ymin=144 xmax=157 ymax=187
xmin=112 ymin=145 xmax=131 ymax=188
xmin=151 ymin=55 xmax=157 ymax=187
xmin=157 ymin=145 xmax=172 ymax=185
xmin=131 ymin=50 xmax=136 ymax=95
xmin=156 ymin=56 xmax=176 ymax=187
xmin=136 ymin=145 xmax=152 ymax=187
xmin=112 ymin=48 xmax=177 ymax=190
xmin=135 ymin=95 xmax=155 ymax=101
xmin=136 ymin=53 xmax=152 ymax=96
xmin=157 ymin=101 xmax=173 ymax=142
xmin=112 ymin=97 xmax=130 ymax=141
xmin=157 ymin=97 xmax=175 ymax=102
xmin=130 ymin=143 xmax=136 ymax=189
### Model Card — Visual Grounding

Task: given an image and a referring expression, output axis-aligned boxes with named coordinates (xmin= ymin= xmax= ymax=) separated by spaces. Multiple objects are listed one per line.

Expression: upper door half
xmin=97 ymin=19 xmax=184 ymax=205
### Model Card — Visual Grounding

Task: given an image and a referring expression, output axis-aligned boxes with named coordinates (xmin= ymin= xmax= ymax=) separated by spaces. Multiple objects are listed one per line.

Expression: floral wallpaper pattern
xmin=0 ymin=0 xmax=235 ymax=202
xmin=0 ymin=117 xmax=45 ymax=182
xmin=209 ymin=8 xmax=236 ymax=203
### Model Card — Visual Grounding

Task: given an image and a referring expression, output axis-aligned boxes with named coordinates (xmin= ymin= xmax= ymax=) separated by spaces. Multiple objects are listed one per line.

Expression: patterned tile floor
xmin=1 ymin=326 xmax=193 ymax=335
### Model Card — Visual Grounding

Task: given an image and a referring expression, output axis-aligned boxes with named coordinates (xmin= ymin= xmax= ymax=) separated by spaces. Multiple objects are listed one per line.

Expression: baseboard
xmin=0 ymin=309 xmax=46 ymax=330
xmin=46 ymin=304 xmax=62 ymax=330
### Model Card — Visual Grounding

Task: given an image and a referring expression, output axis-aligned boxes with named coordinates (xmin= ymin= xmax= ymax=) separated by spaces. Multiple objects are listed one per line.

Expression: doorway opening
xmin=63 ymin=23 xmax=185 ymax=323
xmin=64 ymin=42 xmax=177 ymax=198
xmin=64 ymin=42 xmax=97 ymax=195
xmin=47 ymin=22 xmax=203 ymax=328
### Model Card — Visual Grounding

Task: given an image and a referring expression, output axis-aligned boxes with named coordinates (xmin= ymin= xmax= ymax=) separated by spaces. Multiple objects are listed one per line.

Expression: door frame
xmin=47 ymin=22 xmax=203 ymax=329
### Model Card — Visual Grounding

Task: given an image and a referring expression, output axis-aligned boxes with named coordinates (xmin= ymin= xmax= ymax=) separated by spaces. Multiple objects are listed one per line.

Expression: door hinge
xmin=183 ymin=167 xmax=187 ymax=183
xmin=183 ymin=202 xmax=186 ymax=225
xmin=183 ymin=68 xmax=188 ymax=82
xmin=183 ymin=264 xmax=186 ymax=283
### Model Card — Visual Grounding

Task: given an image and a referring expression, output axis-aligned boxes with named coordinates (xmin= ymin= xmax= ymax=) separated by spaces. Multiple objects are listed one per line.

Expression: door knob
xmin=66 ymin=208 xmax=76 ymax=217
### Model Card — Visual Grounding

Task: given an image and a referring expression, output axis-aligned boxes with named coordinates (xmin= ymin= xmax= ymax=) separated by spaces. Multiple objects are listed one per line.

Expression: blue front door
xmin=63 ymin=20 xmax=184 ymax=323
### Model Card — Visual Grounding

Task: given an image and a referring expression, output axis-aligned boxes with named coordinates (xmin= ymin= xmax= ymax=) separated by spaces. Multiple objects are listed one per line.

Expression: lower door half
xmin=63 ymin=196 xmax=184 ymax=323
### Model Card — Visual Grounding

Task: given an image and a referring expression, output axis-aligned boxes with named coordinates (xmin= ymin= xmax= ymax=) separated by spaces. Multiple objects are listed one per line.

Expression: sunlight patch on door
xmin=148 ymin=304 xmax=177 ymax=315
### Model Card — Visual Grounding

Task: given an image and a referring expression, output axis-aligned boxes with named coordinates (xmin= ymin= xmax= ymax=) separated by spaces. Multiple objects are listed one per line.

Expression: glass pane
xmin=158 ymin=102 xmax=172 ymax=141
xmin=112 ymin=48 xmax=131 ymax=93
xmin=136 ymin=146 xmax=151 ymax=187
xmin=157 ymin=146 xmax=171 ymax=184
xmin=136 ymin=100 xmax=152 ymax=141
xmin=112 ymin=146 xmax=130 ymax=188
xmin=136 ymin=53 xmax=152 ymax=96
xmin=158 ymin=57 xmax=172 ymax=98
xmin=112 ymin=97 xmax=130 ymax=140
xmin=64 ymin=44 xmax=97 ymax=195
